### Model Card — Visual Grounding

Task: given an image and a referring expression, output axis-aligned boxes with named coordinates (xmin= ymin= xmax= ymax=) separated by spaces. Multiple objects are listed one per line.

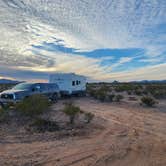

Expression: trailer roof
xmin=50 ymin=73 xmax=86 ymax=79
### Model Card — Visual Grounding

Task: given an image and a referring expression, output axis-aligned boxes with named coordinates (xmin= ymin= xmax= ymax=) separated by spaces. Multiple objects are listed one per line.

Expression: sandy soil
xmin=0 ymin=97 xmax=166 ymax=166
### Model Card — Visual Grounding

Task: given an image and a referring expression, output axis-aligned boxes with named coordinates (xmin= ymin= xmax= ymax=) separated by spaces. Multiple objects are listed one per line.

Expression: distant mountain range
xmin=130 ymin=80 xmax=166 ymax=83
xmin=0 ymin=79 xmax=21 ymax=84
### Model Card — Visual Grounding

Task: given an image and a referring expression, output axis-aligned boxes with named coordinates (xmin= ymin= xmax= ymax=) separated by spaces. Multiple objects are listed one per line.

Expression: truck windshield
xmin=12 ymin=83 xmax=33 ymax=90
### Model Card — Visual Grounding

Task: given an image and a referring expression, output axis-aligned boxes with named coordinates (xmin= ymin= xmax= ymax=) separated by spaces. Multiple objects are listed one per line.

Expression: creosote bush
xmin=62 ymin=103 xmax=94 ymax=125
xmin=31 ymin=118 xmax=59 ymax=132
xmin=62 ymin=102 xmax=81 ymax=125
xmin=141 ymin=96 xmax=156 ymax=107
xmin=134 ymin=90 xmax=142 ymax=96
xmin=96 ymin=90 xmax=107 ymax=102
xmin=114 ymin=94 xmax=123 ymax=102
xmin=16 ymin=94 xmax=50 ymax=117
xmin=108 ymin=94 xmax=115 ymax=102
xmin=0 ymin=107 xmax=9 ymax=123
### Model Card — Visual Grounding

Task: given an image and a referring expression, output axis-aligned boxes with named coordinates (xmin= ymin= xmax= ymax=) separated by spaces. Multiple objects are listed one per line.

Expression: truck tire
xmin=51 ymin=93 xmax=58 ymax=102
xmin=0 ymin=102 xmax=4 ymax=108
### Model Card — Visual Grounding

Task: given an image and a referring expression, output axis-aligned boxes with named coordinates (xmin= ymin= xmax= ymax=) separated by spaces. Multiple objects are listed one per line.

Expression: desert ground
xmin=0 ymin=96 xmax=166 ymax=166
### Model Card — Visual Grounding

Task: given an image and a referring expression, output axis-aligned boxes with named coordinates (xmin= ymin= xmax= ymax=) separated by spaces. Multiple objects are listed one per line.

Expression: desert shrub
xmin=114 ymin=84 xmax=134 ymax=92
xmin=0 ymin=84 xmax=15 ymax=92
xmin=96 ymin=90 xmax=107 ymax=102
xmin=134 ymin=90 xmax=142 ymax=96
xmin=16 ymin=94 xmax=50 ymax=117
xmin=84 ymin=112 xmax=94 ymax=123
xmin=145 ymin=84 xmax=166 ymax=99
xmin=0 ymin=108 xmax=9 ymax=123
xmin=92 ymin=91 xmax=99 ymax=99
xmin=141 ymin=96 xmax=156 ymax=107
xmin=151 ymin=90 xmax=166 ymax=99
xmin=127 ymin=91 xmax=132 ymax=95
xmin=99 ymin=85 xmax=110 ymax=92
xmin=62 ymin=102 xmax=81 ymax=125
xmin=1 ymin=102 xmax=15 ymax=110
xmin=95 ymin=87 xmax=109 ymax=102
xmin=0 ymin=102 xmax=14 ymax=123
xmin=114 ymin=94 xmax=123 ymax=102
xmin=31 ymin=118 xmax=59 ymax=132
xmin=114 ymin=83 xmax=143 ymax=93
xmin=88 ymin=89 xmax=97 ymax=98
xmin=108 ymin=94 xmax=115 ymax=102
xmin=86 ymin=84 xmax=98 ymax=96
xmin=87 ymin=84 xmax=111 ymax=101
xmin=142 ymin=90 xmax=148 ymax=95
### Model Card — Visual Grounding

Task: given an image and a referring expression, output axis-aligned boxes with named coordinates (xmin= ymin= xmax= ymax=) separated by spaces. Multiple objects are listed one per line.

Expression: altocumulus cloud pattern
xmin=0 ymin=0 xmax=166 ymax=81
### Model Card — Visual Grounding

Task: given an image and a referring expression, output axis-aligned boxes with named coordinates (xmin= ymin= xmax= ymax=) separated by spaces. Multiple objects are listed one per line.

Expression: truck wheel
xmin=0 ymin=102 xmax=4 ymax=108
xmin=51 ymin=93 xmax=58 ymax=102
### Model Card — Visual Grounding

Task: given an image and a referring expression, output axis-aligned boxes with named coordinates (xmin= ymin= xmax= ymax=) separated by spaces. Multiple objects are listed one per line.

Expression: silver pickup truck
xmin=0 ymin=82 xmax=60 ymax=106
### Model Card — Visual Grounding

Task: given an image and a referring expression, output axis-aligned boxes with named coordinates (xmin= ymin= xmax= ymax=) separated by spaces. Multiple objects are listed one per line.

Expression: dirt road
xmin=0 ymin=98 xmax=166 ymax=166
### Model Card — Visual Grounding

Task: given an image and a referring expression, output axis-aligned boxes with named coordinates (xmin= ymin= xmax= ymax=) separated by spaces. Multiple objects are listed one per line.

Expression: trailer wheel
xmin=78 ymin=91 xmax=86 ymax=97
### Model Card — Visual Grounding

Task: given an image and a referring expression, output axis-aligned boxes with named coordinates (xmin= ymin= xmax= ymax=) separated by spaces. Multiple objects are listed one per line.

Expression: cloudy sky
xmin=0 ymin=0 xmax=166 ymax=82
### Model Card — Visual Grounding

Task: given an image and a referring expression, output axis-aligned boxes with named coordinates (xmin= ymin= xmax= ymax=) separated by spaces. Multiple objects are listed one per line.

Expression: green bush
xmin=151 ymin=90 xmax=166 ymax=99
xmin=97 ymin=91 xmax=106 ymax=102
xmin=108 ymin=94 xmax=115 ymax=102
xmin=142 ymin=90 xmax=148 ymax=95
xmin=88 ymin=89 xmax=97 ymax=98
xmin=134 ymin=90 xmax=142 ymax=96
xmin=145 ymin=84 xmax=166 ymax=99
xmin=31 ymin=118 xmax=59 ymax=132
xmin=0 ymin=84 xmax=15 ymax=92
xmin=87 ymin=85 xmax=110 ymax=102
xmin=1 ymin=102 xmax=14 ymax=110
xmin=99 ymin=85 xmax=110 ymax=92
xmin=141 ymin=96 xmax=156 ymax=107
xmin=114 ymin=83 xmax=143 ymax=92
xmin=0 ymin=108 xmax=9 ymax=123
xmin=62 ymin=102 xmax=80 ymax=125
xmin=84 ymin=112 xmax=94 ymax=123
xmin=0 ymin=102 xmax=15 ymax=123
xmin=16 ymin=94 xmax=50 ymax=117
xmin=114 ymin=94 xmax=123 ymax=102
xmin=127 ymin=91 xmax=132 ymax=95
xmin=95 ymin=87 xmax=108 ymax=102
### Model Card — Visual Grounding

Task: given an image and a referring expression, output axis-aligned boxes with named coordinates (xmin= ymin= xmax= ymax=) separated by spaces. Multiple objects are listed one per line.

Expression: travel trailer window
xmin=76 ymin=80 xmax=79 ymax=85
xmin=72 ymin=81 xmax=75 ymax=86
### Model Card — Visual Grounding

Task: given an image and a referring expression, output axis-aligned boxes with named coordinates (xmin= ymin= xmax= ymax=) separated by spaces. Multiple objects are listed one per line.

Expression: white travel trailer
xmin=49 ymin=73 xmax=86 ymax=95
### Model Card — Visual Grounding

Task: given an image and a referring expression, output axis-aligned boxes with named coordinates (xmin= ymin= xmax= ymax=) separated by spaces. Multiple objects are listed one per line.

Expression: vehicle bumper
xmin=0 ymin=99 xmax=19 ymax=106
